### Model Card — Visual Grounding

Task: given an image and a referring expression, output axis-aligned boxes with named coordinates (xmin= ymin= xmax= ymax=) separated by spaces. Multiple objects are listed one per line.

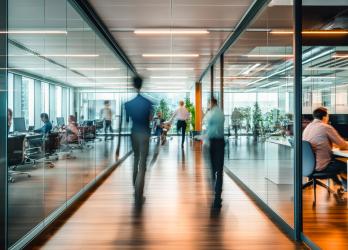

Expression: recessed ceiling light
xmin=77 ymin=82 xmax=131 ymax=85
xmin=135 ymin=30 xmax=209 ymax=34
xmin=147 ymin=68 xmax=194 ymax=70
xmin=69 ymin=68 xmax=119 ymax=70
xmin=243 ymin=55 xmax=294 ymax=57
xmin=151 ymin=77 xmax=188 ymax=79
xmin=271 ymin=31 xmax=348 ymax=34
xmin=224 ymin=68 xmax=271 ymax=71
xmin=39 ymin=55 xmax=99 ymax=57
xmin=0 ymin=31 xmax=67 ymax=34
xmin=154 ymin=82 xmax=186 ymax=84
xmin=156 ymin=87 xmax=183 ymax=89
xmin=52 ymin=77 xmax=131 ymax=79
xmin=217 ymin=76 xmax=263 ymax=79
xmin=143 ymin=54 xmax=199 ymax=57
xmin=102 ymin=87 xmax=133 ymax=88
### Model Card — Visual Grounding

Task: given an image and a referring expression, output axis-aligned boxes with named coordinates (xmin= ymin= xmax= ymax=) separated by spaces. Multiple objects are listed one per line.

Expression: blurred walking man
xmin=170 ymin=101 xmax=189 ymax=148
xmin=205 ymin=98 xmax=225 ymax=209
xmin=116 ymin=77 xmax=153 ymax=208
xmin=101 ymin=100 xmax=113 ymax=140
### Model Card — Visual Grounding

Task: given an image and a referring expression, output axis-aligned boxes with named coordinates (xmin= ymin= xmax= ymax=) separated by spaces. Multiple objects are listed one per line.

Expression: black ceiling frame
xmin=67 ymin=0 xmax=140 ymax=78
xmin=195 ymin=0 xmax=271 ymax=83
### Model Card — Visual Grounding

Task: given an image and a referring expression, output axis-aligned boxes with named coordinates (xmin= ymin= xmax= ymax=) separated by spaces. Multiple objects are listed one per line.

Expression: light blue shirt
xmin=205 ymin=105 xmax=225 ymax=139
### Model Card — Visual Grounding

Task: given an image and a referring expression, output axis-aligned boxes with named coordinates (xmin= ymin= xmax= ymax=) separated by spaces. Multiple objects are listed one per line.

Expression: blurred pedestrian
xmin=205 ymin=98 xmax=225 ymax=209
xmin=115 ymin=77 xmax=153 ymax=208
xmin=170 ymin=101 xmax=189 ymax=148
xmin=101 ymin=100 xmax=113 ymax=140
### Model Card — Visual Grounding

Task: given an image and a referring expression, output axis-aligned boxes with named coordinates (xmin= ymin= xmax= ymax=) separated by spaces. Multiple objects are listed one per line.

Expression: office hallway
xmin=34 ymin=138 xmax=307 ymax=250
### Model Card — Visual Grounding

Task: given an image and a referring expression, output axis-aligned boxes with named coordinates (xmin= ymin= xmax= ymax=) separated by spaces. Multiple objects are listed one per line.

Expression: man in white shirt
xmin=170 ymin=101 xmax=189 ymax=148
xmin=101 ymin=100 xmax=113 ymax=140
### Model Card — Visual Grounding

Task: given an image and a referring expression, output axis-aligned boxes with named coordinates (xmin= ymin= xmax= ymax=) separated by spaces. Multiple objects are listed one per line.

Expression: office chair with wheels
xmin=289 ymin=139 xmax=343 ymax=206
xmin=8 ymin=135 xmax=31 ymax=183
xmin=26 ymin=135 xmax=54 ymax=168
xmin=94 ymin=119 xmax=104 ymax=142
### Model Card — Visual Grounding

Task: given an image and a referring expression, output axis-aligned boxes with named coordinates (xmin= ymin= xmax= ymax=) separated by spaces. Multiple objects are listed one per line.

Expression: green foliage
xmin=238 ymin=106 xmax=251 ymax=124
xmin=155 ymin=99 xmax=173 ymax=122
xmin=252 ymin=101 xmax=262 ymax=126
xmin=184 ymin=97 xmax=195 ymax=132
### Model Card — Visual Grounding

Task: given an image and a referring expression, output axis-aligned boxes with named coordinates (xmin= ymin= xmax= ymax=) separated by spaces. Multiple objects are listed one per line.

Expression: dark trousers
xmin=319 ymin=159 xmax=347 ymax=190
xmin=209 ymin=138 xmax=225 ymax=204
xmin=105 ymin=120 xmax=113 ymax=139
xmin=131 ymin=132 xmax=150 ymax=205
xmin=177 ymin=120 xmax=187 ymax=146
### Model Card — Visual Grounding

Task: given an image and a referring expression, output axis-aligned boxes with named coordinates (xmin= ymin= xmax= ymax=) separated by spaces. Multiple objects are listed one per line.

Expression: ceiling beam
xmin=195 ymin=0 xmax=272 ymax=83
xmin=67 ymin=0 xmax=140 ymax=78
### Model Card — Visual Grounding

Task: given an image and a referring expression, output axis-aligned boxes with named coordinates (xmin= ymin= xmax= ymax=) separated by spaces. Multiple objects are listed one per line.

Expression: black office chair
xmin=8 ymin=135 xmax=31 ymax=183
xmin=288 ymin=139 xmax=343 ymax=206
xmin=94 ymin=119 xmax=104 ymax=142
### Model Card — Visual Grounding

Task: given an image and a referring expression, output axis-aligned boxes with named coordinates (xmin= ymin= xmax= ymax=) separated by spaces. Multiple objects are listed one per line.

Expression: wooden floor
xmin=7 ymin=137 xmax=131 ymax=247
xmin=34 ymin=137 xmax=306 ymax=250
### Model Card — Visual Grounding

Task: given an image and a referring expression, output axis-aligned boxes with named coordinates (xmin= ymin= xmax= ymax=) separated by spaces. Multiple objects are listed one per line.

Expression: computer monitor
xmin=13 ymin=117 xmax=27 ymax=133
xmin=56 ymin=117 xmax=65 ymax=127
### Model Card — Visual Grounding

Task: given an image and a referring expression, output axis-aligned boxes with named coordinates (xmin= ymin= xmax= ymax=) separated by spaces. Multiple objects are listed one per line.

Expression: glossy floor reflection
xmin=8 ymin=136 xmax=131 ymax=247
xmin=34 ymin=137 xmax=306 ymax=250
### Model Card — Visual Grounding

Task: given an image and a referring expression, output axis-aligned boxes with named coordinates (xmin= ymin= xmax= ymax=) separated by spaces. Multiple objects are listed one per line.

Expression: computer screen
xmin=13 ymin=117 xmax=27 ymax=133
xmin=56 ymin=117 xmax=65 ymax=127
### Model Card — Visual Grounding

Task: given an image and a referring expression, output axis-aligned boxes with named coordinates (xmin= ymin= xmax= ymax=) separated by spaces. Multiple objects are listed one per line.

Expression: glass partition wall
xmin=220 ymin=3 xmax=295 ymax=229
xmin=6 ymin=0 xmax=133 ymax=248
xmin=300 ymin=2 xmax=348 ymax=250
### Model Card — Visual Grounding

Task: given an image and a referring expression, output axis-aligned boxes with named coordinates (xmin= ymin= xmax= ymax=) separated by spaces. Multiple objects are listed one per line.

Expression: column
xmin=195 ymin=82 xmax=202 ymax=131
xmin=0 ymin=0 xmax=7 ymax=247
xmin=220 ymin=54 xmax=224 ymax=111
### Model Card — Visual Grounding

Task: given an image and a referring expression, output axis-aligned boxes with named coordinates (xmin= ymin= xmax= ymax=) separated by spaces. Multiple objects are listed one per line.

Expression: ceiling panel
xmin=88 ymin=0 xmax=255 ymax=91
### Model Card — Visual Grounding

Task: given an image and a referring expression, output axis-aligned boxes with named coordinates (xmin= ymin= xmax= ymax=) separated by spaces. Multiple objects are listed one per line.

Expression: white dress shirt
xmin=171 ymin=106 xmax=190 ymax=122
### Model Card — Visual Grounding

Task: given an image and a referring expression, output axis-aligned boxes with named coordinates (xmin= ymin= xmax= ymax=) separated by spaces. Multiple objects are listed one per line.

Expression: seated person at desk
xmin=153 ymin=112 xmax=164 ymax=135
xmin=34 ymin=113 xmax=52 ymax=134
xmin=303 ymin=107 xmax=348 ymax=191
xmin=61 ymin=115 xmax=80 ymax=143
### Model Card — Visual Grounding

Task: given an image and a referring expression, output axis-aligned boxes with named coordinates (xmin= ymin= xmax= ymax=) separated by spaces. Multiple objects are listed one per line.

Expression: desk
xmin=332 ymin=148 xmax=348 ymax=207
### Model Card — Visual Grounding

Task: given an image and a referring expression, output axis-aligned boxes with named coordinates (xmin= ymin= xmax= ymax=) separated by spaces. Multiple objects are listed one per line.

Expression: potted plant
xmin=184 ymin=97 xmax=199 ymax=138
xmin=286 ymin=113 xmax=293 ymax=120
xmin=252 ymin=101 xmax=262 ymax=141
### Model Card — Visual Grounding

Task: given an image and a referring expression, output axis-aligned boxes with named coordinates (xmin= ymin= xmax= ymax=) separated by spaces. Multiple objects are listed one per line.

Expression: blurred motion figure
xmin=116 ymin=77 xmax=153 ymax=208
xmin=205 ymin=98 xmax=225 ymax=209
xmin=101 ymin=100 xmax=113 ymax=140
xmin=170 ymin=101 xmax=189 ymax=148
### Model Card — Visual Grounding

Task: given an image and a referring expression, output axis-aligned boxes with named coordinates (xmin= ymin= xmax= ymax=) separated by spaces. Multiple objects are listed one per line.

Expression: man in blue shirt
xmin=34 ymin=113 xmax=52 ymax=134
xmin=116 ymin=77 xmax=153 ymax=208
xmin=205 ymin=98 xmax=225 ymax=209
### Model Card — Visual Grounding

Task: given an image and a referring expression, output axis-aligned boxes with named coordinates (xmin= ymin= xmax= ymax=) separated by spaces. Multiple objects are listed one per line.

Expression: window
xmin=21 ymin=77 xmax=34 ymax=128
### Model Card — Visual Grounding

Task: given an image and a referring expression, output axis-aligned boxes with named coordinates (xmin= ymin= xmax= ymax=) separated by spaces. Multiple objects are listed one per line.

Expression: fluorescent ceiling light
xmin=151 ymin=77 xmax=188 ymax=79
xmin=77 ymin=82 xmax=131 ymax=85
xmin=243 ymin=55 xmax=294 ymax=57
xmin=103 ymin=87 xmax=133 ymax=89
xmin=0 ymin=31 xmax=67 ymax=34
xmin=70 ymin=68 xmax=119 ymax=70
xmin=260 ymin=81 xmax=279 ymax=87
xmin=332 ymin=55 xmax=348 ymax=58
xmin=52 ymin=76 xmax=131 ymax=79
xmin=244 ymin=88 xmax=257 ymax=92
xmin=156 ymin=87 xmax=183 ymax=89
xmin=219 ymin=76 xmax=263 ymax=79
xmin=246 ymin=50 xmax=335 ymax=86
xmin=147 ymin=68 xmax=194 ymax=70
xmin=154 ymin=82 xmax=186 ymax=84
xmin=242 ymin=64 xmax=261 ymax=75
xmin=224 ymin=68 xmax=271 ymax=71
xmin=39 ymin=55 xmax=99 ymax=57
xmin=135 ymin=30 xmax=209 ymax=34
xmin=143 ymin=54 xmax=199 ymax=57
xmin=271 ymin=31 xmax=348 ymax=34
